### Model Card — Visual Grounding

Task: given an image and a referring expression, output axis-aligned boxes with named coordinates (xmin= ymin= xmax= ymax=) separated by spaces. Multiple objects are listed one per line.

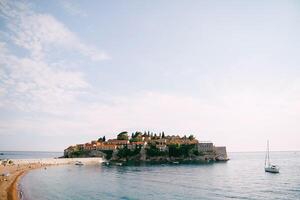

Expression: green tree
xmin=98 ymin=136 xmax=106 ymax=142
xmin=168 ymin=144 xmax=195 ymax=157
xmin=146 ymin=144 xmax=166 ymax=157
xmin=117 ymin=146 xmax=141 ymax=159
xmin=101 ymin=150 xmax=113 ymax=159
xmin=117 ymin=131 xmax=129 ymax=140
xmin=130 ymin=137 xmax=138 ymax=142
xmin=188 ymin=135 xmax=195 ymax=140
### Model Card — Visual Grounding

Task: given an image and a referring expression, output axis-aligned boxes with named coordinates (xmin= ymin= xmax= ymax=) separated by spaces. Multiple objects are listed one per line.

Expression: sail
xmin=265 ymin=140 xmax=270 ymax=167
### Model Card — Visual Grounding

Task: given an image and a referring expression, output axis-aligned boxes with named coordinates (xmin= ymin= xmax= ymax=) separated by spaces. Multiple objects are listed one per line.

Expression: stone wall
xmin=214 ymin=146 xmax=228 ymax=159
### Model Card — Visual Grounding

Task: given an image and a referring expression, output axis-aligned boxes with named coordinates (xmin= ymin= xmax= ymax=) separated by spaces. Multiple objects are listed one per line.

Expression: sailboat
xmin=264 ymin=140 xmax=279 ymax=173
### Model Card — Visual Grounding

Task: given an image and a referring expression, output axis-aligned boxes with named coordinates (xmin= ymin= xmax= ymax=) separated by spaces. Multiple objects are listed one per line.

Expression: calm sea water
xmin=0 ymin=151 xmax=63 ymax=159
xmin=20 ymin=152 xmax=300 ymax=200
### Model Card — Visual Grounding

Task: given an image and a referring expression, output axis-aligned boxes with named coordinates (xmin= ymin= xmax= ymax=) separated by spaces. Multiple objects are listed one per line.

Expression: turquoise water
xmin=0 ymin=151 xmax=62 ymax=159
xmin=20 ymin=152 xmax=300 ymax=200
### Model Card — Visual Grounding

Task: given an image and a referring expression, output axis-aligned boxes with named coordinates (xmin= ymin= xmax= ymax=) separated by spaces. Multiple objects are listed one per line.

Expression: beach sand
xmin=0 ymin=163 xmax=43 ymax=200
xmin=0 ymin=158 xmax=103 ymax=200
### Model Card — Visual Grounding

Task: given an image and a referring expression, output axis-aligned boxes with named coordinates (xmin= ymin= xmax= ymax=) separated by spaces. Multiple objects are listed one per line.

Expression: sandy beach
xmin=0 ymin=158 xmax=103 ymax=200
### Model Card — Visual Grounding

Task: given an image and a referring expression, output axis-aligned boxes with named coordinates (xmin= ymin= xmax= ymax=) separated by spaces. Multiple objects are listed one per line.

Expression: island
xmin=64 ymin=131 xmax=228 ymax=164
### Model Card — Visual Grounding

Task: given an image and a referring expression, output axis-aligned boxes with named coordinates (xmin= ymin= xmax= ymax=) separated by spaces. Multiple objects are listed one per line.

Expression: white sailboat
xmin=264 ymin=140 xmax=279 ymax=173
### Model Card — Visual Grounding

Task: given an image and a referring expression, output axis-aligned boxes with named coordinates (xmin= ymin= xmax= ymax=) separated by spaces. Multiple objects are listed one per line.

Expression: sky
xmin=0 ymin=0 xmax=300 ymax=152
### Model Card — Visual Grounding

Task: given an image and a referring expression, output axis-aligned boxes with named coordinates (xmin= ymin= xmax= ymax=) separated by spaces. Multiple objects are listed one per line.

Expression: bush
xmin=193 ymin=150 xmax=199 ymax=156
xmin=117 ymin=146 xmax=141 ymax=158
xmin=101 ymin=150 xmax=113 ymax=160
xmin=146 ymin=145 xmax=166 ymax=157
xmin=169 ymin=144 xmax=195 ymax=157
xmin=70 ymin=149 xmax=91 ymax=157
xmin=117 ymin=131 xmax=129 ymax=140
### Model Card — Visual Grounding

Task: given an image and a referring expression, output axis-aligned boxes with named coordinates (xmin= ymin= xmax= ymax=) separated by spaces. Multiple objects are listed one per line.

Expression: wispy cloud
xmin=0 ymin=0 xmax=109 ymax=61
xmin=0 ymin=0 xmax=108 ymax=114
xmin=0 ymin=41 xmax=89 ymax=114
xmin=60 ymin=0 xmax=88 ymax=17
xmin=1 ymin=0 xmax=299 ymax=152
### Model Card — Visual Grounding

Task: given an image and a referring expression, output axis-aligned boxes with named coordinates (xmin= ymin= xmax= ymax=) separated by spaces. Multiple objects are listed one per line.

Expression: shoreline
xmin=7 ymin=165 xmax=39 ymax=200
xmin=0 ymin=158 xmax=103 ymax=200
xmin=8 ymin=170 xmax=25 ymax=200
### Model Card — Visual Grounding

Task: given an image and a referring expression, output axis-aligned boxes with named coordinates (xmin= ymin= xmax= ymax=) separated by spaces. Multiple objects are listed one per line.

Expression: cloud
xmin=1 ymin=0 xmax=299 ymax=152
xmin=60 ymin=90 xmax=300 ymax=151
xmin=0 ymin=0 xmax=109 ymax=61
xmin=0 ymin=0 xmax=107 ymax=114
xmin=0 ymin=43 xmax=89 ymax=114
xmin=60 ymin=0 xmax=88 ymax=17
xmin=1 ymin=84 xmax=300 ymax=151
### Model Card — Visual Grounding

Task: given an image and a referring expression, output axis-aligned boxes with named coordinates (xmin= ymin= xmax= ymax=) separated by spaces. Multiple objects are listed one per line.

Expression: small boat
xmin=103 ymin=161 xmax=110 ymax=166
xmin=75 ymin=161 xmax=84 ymax=166
xmin=115 ymin=162 xmax=122 ymax=166
xmin=264 ymin=140 xmax=279 ymax=173
xmin=172 ymin=161 xmax=179 ymax=164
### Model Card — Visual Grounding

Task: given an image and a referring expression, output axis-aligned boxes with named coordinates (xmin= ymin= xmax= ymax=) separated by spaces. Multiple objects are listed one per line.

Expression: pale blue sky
xmin=1 ymin=0 xmax=300 ymax=152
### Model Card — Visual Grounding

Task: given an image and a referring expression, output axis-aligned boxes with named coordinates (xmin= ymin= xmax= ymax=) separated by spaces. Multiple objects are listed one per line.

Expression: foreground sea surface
xmin=19 ymin=151 xmax=300 ymax=200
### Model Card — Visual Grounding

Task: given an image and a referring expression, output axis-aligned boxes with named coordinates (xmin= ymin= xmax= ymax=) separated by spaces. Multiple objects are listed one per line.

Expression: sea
xmin=0 ymin=151 xmax=63 ymax=160
xmin=5 ymin=151 xmax=300 ymax=200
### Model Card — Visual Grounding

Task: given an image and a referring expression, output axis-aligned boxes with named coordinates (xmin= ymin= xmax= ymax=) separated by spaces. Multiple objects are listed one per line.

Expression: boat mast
xmin=265 ymin=141 xmax=267 ymax=167
xmin=267 ymin=140 xmax=270 ymax=166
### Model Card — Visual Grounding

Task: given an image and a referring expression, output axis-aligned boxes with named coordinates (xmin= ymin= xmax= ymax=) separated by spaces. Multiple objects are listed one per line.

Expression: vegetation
xmin=98 ymin=136 xmax=106 ymax=142
xmin=117 ymin=145 xmax=141 ymax=158
xmin=168 ymin=144 xmax=196 ymax=157
xmin=101 ymin=150 xmax=113 ymax=160
xmin=71 ymin=149 xmax=90 ymax=157
xmin=117 ymin=131 xmax=129 ymax=140
xmin=192 ymin=150 xmax=204 ymax=156
xmin=188 ymin=135 xmax=195 ymax=140
xmin=129 ymin=131 xmax=143 ymax=142
xmin=146 ymin=144 xmax=167 ymax=157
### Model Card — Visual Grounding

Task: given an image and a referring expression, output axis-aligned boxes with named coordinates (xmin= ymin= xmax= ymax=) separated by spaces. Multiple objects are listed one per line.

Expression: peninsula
xmin=64 ymin=131 xmax=228 ymax=164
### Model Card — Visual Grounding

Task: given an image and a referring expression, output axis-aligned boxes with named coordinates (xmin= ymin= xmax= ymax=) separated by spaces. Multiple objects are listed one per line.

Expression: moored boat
xmin=75 ymin=161 xmax=84 ymax=166
xmin=264 ymin=140 xmax=279 ymax=173
xmin=265 ymin=165 xmax=280 ymax=173
xmin=103 ymin=161 xmax=110 ymax=166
